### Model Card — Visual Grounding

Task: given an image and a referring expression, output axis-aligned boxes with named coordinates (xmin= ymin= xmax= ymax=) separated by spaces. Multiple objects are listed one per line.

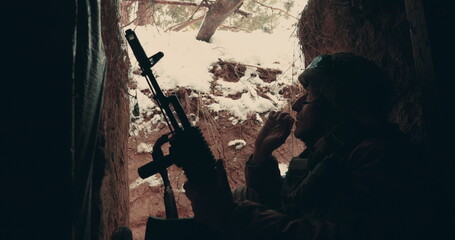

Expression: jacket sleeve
xmin=244 ymin=155 xmax=283 ymax=207
xmin=226 ymin=200 xmax=343 ymax=240
xmin=227 ymin=140 xmax=400 ymax=240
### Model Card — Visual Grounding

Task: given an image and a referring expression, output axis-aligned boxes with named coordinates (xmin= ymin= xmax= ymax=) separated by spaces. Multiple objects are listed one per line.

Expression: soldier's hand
xmin=253 ymin=111 xmax=294 ymax=163
xmin=184 ymin=160 xmax=235 ymax=230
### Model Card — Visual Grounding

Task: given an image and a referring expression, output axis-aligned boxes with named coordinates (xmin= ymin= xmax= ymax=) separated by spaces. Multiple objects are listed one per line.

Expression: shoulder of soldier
xmin=344 ymin=122 xmax=413 ymax=171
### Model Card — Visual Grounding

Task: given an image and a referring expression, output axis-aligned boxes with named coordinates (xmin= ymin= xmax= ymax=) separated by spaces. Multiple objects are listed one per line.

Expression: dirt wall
xmin=298 ymin=0 xmax=421 ymax=142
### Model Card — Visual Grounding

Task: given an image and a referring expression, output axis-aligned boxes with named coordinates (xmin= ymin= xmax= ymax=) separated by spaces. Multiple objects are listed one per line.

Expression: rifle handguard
xmin=170 ymin=126 xmax=217 ymax=186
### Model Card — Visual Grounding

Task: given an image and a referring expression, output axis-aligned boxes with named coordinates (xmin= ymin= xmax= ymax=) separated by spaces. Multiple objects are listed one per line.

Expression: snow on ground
xmin=137 ymin=142 xmax=153 ymax=153
xmin=125 ymin=0 xmax=310 ymax=139
xmin=129 ymin=25 xmax=303 ymax=90
xmin=130 ymin=175 xmax=163 ymax=189
xmin=228 ymin=139 xmax=247 ymax=150
xmin=279 ymin=163 xmax=289 ymax=176
xmin=127 ymin=24 xmax=304 ymax=135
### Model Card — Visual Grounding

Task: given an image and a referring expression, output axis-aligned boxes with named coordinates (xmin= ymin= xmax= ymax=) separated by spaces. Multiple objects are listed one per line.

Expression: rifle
xmin=125 ymin=29 xmax=218 ymax=240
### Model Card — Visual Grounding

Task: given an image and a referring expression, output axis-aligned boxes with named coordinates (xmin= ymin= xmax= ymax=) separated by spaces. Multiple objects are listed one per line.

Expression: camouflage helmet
xmin=299 ymin=52 xmax=389 ymax=118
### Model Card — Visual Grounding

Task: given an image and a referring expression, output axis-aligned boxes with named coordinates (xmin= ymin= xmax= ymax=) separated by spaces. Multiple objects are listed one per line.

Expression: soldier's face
xmin=291 ymin=75 xmax=327 ymax=147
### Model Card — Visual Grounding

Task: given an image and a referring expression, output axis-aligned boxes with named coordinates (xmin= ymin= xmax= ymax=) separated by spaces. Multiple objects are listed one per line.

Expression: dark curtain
xmin=2 ymin=0 xmax=106 ymax=239
xmin=74 ymin=0 xmax=107 ymax=239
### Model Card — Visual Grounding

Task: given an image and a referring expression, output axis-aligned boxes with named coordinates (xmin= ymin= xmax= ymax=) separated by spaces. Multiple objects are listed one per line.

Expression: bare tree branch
xmin=166 ymin=15 xmax=205 ymax=31
xmin=219 ymin=25 xmax=251 ymax=33
xmin=123 ymin=0 xmax=251 ymax=17
xmin=121 ymin=4 xmax=154 ymax=28
xmin=251 ymin=0 xmax=298 ymax=20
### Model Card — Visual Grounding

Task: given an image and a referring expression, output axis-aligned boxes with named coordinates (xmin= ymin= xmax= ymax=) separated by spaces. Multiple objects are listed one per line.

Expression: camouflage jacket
xmin=226 ymin=121 xmax=417 ymax=240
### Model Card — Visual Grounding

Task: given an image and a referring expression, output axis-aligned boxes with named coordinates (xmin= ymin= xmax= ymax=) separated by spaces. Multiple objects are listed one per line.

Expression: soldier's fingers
xmin=276 ymin=112 xmax=290 ymax=121
xmin=282 ymin=115 xmax=295 ymax=125
xmin=268 ymin=111 xmax=276 ymax=119
xmin=282 ymin=118 xmax=294 ymax=132
xmin=265 ymin=112 xmax=278 ymax=126
xmin=274 ymin=111 xmax=282 ymax=119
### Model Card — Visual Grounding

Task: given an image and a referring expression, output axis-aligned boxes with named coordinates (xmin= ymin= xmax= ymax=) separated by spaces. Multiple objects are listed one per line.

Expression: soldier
xmin=185 ymin=53 xmax=418 ymax=240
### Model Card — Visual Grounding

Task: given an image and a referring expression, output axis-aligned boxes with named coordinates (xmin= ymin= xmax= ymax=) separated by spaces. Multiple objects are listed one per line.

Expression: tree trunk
xmin=196 ymin=0 xmax=244 ymax=42
xmin=100 ymin=0 xmax=131 ymax=239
